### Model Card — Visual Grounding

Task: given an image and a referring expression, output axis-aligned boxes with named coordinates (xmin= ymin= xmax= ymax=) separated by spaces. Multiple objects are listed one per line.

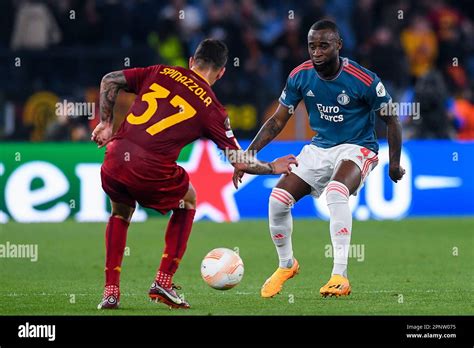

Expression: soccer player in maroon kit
xmin=92 ymin=39 xmax=297 ymax=309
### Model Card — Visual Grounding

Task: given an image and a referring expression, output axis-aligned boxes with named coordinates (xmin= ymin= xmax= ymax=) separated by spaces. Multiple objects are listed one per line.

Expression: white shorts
xmin=290 ymin=143 xmax=378 ymax=198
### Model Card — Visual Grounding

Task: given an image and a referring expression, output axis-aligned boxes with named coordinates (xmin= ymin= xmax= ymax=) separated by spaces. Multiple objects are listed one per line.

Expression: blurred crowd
xmin=0 ymin=0 xmax=473 ymax=142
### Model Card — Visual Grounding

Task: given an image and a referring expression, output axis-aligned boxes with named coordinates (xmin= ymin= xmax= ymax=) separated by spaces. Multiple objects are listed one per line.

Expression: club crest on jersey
xmin=337 ymin=92 xmax=350 ymax=105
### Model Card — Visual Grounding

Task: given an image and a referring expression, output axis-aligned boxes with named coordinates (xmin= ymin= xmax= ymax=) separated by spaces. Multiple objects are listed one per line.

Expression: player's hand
xmin=389 ymin=164 xmax=405 ymax=183
xmin=271 ymin=154 xmax=298 ymax=175
xmin=232 ymin=169 xmax=245 ymax=189
xmin=91 ymin=122 xmax=113 ymax=148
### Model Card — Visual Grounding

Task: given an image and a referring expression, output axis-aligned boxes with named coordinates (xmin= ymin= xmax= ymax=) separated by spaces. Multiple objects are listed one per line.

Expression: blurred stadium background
xmin=1 ymin=0 xmax=473 ymax=142
xmin=0 ymin=0 xmax=473 ymax=317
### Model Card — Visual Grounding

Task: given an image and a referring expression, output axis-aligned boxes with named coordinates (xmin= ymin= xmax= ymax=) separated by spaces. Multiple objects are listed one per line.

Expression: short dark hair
xmin=310 ymin=19 xmax=340 ymax=38
xmin=193 ymin=39 xmax=228 ymax=70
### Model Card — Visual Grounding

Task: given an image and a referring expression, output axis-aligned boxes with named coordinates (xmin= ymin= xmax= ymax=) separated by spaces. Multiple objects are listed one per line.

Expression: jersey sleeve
xmin=278 ymin=74 xmax=303 ymax=109
xmin=204 ymin=108 xmax=241 ymax=151
xmin=123 ymin=65 xmax=160 ymax=94
xmin=365 ymin=75 xmax=392 ymax=111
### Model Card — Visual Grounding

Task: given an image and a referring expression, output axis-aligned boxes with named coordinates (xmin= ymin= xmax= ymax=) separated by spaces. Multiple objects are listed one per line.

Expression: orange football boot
xmin=261 ymin=259 xmax=299 ymax=298
xmin=319 ymin=274 xmax=351 ymax=297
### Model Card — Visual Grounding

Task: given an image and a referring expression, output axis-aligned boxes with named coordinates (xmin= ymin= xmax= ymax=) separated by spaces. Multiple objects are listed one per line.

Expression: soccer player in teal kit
xmin=233 ymin=20 xmax=405 ymax=298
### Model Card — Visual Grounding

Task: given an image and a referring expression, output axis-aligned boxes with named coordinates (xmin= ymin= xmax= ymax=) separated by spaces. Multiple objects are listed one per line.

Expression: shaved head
xmin=310 ymin=19 xmax=341 ymax=39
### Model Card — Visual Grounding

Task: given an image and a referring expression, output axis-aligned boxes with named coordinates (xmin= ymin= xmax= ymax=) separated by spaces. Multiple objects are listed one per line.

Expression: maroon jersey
xmin=101 ymin=65 xmax=240 ymax=213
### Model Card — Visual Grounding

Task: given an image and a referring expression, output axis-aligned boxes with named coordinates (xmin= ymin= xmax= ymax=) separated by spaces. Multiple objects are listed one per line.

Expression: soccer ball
xmin=201 ymin=248 xmax=244 ymax=290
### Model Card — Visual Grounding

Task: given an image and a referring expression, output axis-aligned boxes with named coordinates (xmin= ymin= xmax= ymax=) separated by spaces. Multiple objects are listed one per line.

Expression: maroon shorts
xmin=100 ymin=140 xmax=189 ymax=214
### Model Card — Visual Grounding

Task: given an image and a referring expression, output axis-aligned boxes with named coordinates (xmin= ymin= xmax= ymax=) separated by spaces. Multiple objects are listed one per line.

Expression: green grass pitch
xmin=0 ymin=218 xmax=472 ymax=315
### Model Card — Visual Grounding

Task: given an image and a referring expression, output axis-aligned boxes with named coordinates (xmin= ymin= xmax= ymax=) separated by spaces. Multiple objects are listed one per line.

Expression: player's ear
xmin=189 ymin=57 xmax=194 ymax=69
xmin=337 ymin=38 xmax=343 ymax=51
xmin=216 ymin=67 xmax=226 ymax=81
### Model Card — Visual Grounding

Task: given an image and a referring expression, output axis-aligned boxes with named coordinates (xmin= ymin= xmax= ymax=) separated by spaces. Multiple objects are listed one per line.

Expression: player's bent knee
xmin=326 ymin=181 xmax=350 ymax=205
xmin=111 ymin=213 xmax=133 ymax=222
xmin=332 ymin=160 xmax=361 ymax=194
xmin=183 ymin=187 xmax=197 ymax=210
xmin=183 ymin=199 xmax=196 ymax=210
xmin=111 ymin=201 xmax=135 ymax=222
xmin=269 ymin=188 xmax=295 ymax=213
xmin=111 ymin=209 xmax=134 ymax=222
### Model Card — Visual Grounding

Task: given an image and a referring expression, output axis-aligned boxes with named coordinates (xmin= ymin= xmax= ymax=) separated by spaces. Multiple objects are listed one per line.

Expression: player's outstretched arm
xmin=377 ymin=107 xmax=405 ymax=183
xmin=232 ymin=104 xmax=293 ymax=187
xmin=246 ymin=104 xmax=293 ymax=153
xmin=91 ymin=71 xmax=130 ymax=148
xmin=227 ymin=149 xmax=298 ymax=189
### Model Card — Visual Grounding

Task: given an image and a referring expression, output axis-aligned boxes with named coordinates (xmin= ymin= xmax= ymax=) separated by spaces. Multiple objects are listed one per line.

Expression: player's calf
xmin=269 ymin=188 xmax=295 ymax=268
xmin=149 ymin=185 xmax=196 ymax=310
xmin=326 ymin=181 xmax=352 ymax=277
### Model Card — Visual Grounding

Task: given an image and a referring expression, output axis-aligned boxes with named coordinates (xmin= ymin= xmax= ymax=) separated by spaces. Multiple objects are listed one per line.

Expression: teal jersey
xmin=279 ymin=58 xmax=392 ymax=153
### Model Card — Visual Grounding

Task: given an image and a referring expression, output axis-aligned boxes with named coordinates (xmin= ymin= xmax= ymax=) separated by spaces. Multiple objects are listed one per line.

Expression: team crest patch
xmin=337 ymin=92 xmax=350 ymax=105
